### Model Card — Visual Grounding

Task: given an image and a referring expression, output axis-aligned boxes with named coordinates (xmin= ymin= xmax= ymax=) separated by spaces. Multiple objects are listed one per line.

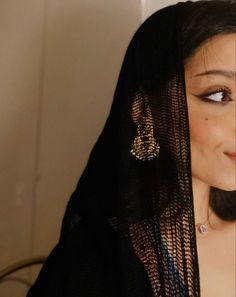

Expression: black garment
xmin=26 ymin=1 xmax=223 ymax=296
xmin=27 ymin=218 xmax=152 ymax=296
xmin=27 ymin=2 xmax=198 ymax=296
xmin=27 ymin=217 xmax=190 ymax=296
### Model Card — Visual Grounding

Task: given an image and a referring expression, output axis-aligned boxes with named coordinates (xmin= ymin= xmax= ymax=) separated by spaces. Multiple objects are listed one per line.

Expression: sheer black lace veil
xmin=58 ymin=1 xmax=235 ymax=296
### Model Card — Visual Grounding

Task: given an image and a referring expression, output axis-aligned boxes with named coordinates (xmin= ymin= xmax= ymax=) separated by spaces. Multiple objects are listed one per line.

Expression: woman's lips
xmin=224 ymin=152 xmax=236 ymax=161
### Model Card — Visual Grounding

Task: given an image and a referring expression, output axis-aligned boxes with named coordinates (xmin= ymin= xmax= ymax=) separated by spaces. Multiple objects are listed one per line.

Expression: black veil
xmin=28 ymin=2 xmax=201 ymax=297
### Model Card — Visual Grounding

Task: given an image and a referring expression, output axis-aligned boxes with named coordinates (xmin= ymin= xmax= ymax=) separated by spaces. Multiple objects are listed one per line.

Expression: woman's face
xmin=185 ymin=33 xmax=236 ymax=191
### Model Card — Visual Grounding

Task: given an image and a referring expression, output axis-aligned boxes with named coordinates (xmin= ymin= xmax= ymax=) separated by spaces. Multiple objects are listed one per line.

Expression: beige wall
xmin=0 ymin=0 xmax=45 ymax=296
xmin=0 ymin=0 xmax=191 ymax=296
xmin=143 ymin=0 xmax=199 ymax=20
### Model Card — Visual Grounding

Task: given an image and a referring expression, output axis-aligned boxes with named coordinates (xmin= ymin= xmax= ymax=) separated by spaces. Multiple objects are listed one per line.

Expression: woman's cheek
xmin=188 ymin=113 xmax=222 ymax=149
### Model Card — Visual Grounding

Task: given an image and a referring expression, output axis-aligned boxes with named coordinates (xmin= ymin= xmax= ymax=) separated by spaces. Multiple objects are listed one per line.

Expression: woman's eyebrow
xmin=194 ymin=70 xmax=236 ymax=79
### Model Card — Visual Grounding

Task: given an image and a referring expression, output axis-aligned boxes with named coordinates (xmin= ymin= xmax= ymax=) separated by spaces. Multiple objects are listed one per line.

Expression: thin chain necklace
xmin=195 ymin=220 xmax=209 ymax=235
xmin=195 ymin=211 xmax=213 ymax=235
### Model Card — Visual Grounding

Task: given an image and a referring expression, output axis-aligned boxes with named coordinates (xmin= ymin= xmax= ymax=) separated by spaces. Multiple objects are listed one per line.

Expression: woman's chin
xmin=214 ymin=184 xmax=236 ymax=192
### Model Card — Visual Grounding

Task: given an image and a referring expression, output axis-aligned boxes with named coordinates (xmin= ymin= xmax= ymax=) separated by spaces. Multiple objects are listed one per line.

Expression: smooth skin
xmin=185 ymin=33 xmax=236 ymax=297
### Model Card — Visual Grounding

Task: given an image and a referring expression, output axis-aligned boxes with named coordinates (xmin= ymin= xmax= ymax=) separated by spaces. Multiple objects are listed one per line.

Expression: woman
xmin=27 ymin=1 xmax=236 ymax=296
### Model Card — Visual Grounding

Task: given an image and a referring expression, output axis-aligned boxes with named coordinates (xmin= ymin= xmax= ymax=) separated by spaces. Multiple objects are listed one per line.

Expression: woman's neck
xmin=191 ymin=177 xmax=233 ymax=232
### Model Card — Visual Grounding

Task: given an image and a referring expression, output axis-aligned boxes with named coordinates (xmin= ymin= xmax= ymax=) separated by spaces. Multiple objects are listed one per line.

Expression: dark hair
xmin=181 ymin=0 xmax=236 ymax=63
xmin=180 ymin=0 xmax=236 ymax=221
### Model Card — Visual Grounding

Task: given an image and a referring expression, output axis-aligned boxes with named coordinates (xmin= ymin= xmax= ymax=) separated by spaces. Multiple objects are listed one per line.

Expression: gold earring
xmin=130 ymin=115 xmax=160 ymax=161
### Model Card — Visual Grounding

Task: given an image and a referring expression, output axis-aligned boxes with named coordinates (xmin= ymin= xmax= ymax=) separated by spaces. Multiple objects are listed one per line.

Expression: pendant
xmin=198 ymin=224 xmax=208 ymax=235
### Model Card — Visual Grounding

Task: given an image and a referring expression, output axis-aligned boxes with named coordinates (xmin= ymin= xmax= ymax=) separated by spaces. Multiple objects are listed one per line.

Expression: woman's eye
xmin=201 ymin=90 xmax=232 ymax=103
xmin=208 ymin=92 xmax=225 ymax=102
xmin=205 ymin=91 xmax=226 ymax=102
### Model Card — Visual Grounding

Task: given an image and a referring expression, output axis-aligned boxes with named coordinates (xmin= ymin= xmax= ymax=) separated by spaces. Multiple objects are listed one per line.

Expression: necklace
xmin=195 ymin=211 xmax=213 ymax=235
xmin=195 ymin=221 xmax=209 ymax=235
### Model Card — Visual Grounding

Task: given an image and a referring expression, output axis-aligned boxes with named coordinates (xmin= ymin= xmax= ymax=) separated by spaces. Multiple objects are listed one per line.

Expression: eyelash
xmin=198 ymin=87 xmax=233 ymax=104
